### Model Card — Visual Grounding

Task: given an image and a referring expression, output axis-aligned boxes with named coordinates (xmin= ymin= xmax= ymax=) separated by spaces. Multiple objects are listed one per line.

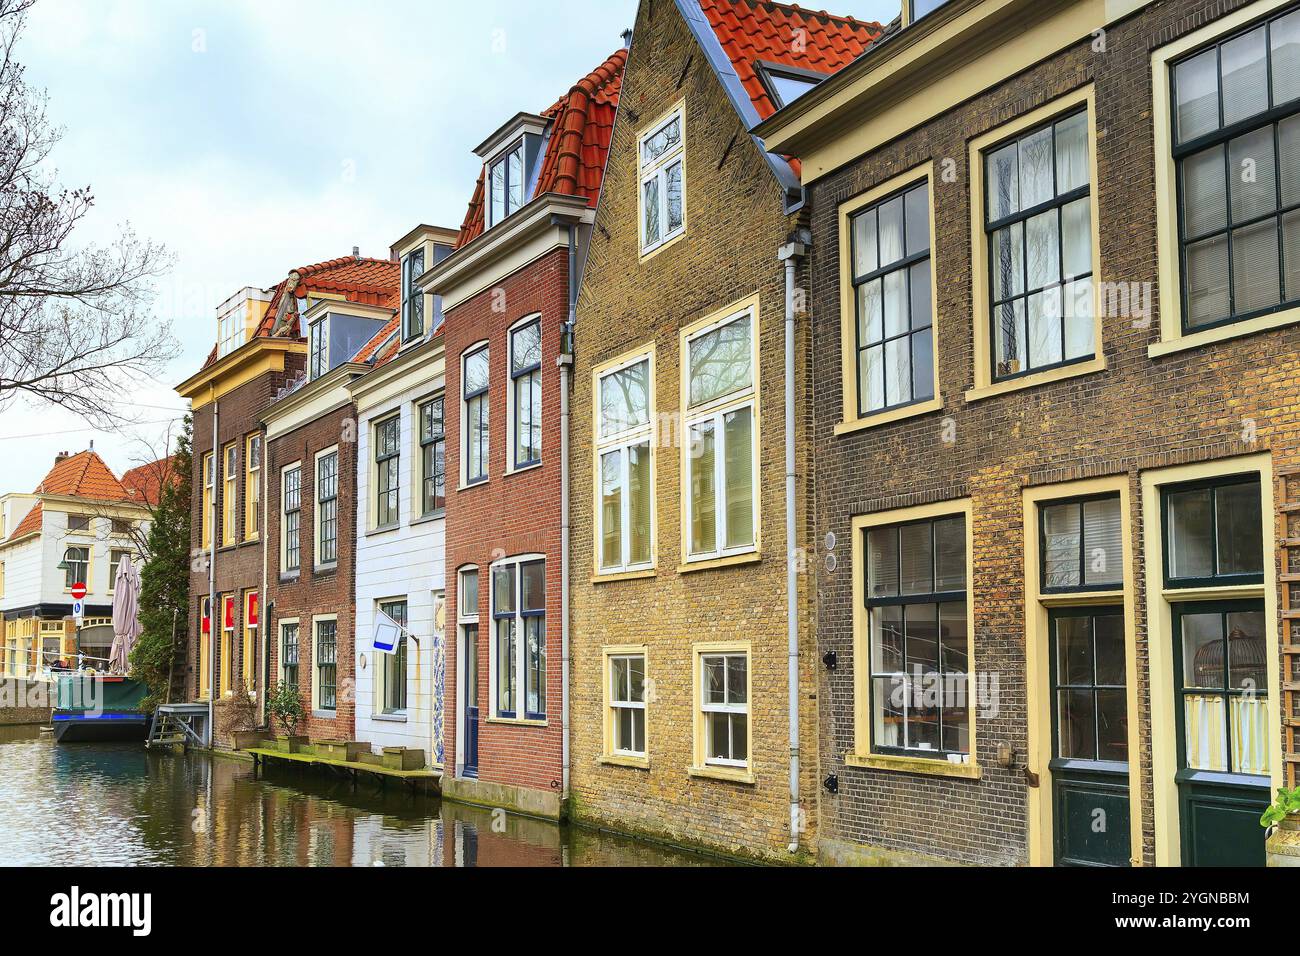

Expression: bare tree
xmin=0 ymin=0 xmax=176 ymax=426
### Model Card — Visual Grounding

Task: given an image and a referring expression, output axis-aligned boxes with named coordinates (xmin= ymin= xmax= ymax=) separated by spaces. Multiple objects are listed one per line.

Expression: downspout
xmin=208 ymin=399 xmax=219 ymax=747
xmin=778 ymin=237 xmax=807 ymax=853
xmin=558 ymin=222 xmax=577 ymax=808
xmin=259 ymin=423 xmax=270 ymax=729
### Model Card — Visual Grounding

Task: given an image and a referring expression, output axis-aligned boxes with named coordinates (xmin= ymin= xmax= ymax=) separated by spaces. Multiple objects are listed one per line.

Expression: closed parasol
xmin=109 ymin=553 xmax=143 ymax=674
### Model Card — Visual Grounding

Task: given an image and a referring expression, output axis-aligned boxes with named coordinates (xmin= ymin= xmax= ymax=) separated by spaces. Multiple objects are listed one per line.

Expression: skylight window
xmin=759 ymin=63 xmax=825 ymax=109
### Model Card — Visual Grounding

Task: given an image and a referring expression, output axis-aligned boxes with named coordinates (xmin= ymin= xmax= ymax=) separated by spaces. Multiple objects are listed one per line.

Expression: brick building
xmin=421 ymin=48 xmax=627 ymax=817
xmin=566 ymin=0 xmax=879 ymax=861
xmin=757 ymin=0 xmax=1297 ymax=866
xmin=262 ymin=257 xmax=400 ymax=744
xmin=176 ymin=256 xmax=398 ymax=743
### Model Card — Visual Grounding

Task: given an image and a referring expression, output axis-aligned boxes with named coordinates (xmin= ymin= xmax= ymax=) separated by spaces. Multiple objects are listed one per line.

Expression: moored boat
xmin=52 ymin=674 xmax=149 ymax=743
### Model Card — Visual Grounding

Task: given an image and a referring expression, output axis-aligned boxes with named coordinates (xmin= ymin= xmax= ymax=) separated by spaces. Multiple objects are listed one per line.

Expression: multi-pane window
xmin=701 ymin=652 xmax=748 ymax=766
xmin=609 ymin=653 xmax=647 ymax=756
xmin=316 ymin=450 xmax=338 ymax=565
xmin=282 ymin=466 xmax=301 ymax=572
xmin=1040 ymin=494 xmax=1123 ymax=591
xmin=510 ymin=318 xmax=542 ymax=468
xmin=639 ymin=109 xmax=684 ymax=253
xmin=984 ymin=109 xmax=1094 ymax=379
xmin=202 ymin=452 xmax=214 ymax=548
xmin=67 ymin=514 xmax=90 ymax=532
xmin=374 ymin=416 xmax=400 ymax=527
xmin=865 ymin=514 xmax=969 ymax=757
xmin=62 ymin=546 xmax=88 ymax=589
xmin=849 ymin=181 xmax=934 ymax=415
xmin=217 ymin=303 xmax=245 ymax=358
xmin=380 ymin=599 xmax=408 ymax=713
xmin=491 ymin=557 xmax=545 ymax=719
xmin=1172 ymin=7 xmax=1300 ymax=331
xmin=1163 ymin=475 xmax=1263 ymax=586
xmin=1052 ymin=609 xmax=1129 ymax=762
xmin=109 ymin=549 xmax=130 ymax=588
xmin=242 ymin=590 xmax=257 ymax=690
xmin=463 ymin=346 xmax=489 ymax=484
xmin=309 ymin=317 xmax=328 ymax=380
xmin=402 ymin=248 xmax=425 ymax=341
xmin=488 ymin=141 xmax=525 ymax=228
xmin=245 ymin=434 xmax=261 ymax=538
xmin=111 ymin=518 xmax=133 ymax=535
xmin=597 ymin=355 xmax=653 ymax=572
xmin=316 ymin=619 xmax=337 ymax=711
xmin=281 ymin=622 xmax=299 ymax=688
xmin=1175 ymin=602 xmax=1270 ymax=774
xmin=419 ymin=396 xmax=446 ymax=516
xmin=222 ymin=443 xmax=237 ymax=545
xmin=685 ymin=310 xmax=755 ymax=560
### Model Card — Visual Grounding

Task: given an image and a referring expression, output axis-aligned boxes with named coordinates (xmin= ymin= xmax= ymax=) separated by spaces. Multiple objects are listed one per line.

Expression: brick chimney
xmin=54 ymin=450 xmax=70 ymax=465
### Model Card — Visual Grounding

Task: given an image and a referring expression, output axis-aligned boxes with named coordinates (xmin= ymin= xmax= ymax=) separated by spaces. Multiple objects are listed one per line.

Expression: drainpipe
xmin=778 ymin=237 xmax=807 ymax=853
xmin=558 ymin=222 xmax=577 ymax=807
xmin=260 ymin=424 xmax=270 ymax=729
xmin=209 ymin=399 xmax=219 ymax=747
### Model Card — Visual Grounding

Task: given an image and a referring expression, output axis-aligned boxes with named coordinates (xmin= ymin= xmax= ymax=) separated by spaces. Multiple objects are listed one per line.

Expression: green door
xmin=1050 ymin=608 xmax=1131 ymax=867
xmin=1172 ymin=601 xmax=1270 ymax=866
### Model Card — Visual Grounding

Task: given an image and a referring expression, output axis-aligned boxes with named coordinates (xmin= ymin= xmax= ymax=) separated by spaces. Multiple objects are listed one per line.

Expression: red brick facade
xmin=442 ymin=246 xmax=570 ymax=795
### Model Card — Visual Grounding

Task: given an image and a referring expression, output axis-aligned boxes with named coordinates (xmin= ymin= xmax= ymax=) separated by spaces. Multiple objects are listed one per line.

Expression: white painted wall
xmin=354 ymin=378 xmax=447 ymax=765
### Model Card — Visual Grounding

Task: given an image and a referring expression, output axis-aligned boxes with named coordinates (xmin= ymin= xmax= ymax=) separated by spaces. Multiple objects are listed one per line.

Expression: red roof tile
xmin=121 ymin=456 xmax=176 ymax=507
xmin=699 ymin=0 xmax=882 ymax=174
xmin=353 ymin=315 xmax=400 ymax=365
xmin=456 ymin=48 xmax=626 ymax=247
xmin=7 ymin=501 xmax=41 ymax=542
xmin=34 ymin=451 xmax=130 ymax=503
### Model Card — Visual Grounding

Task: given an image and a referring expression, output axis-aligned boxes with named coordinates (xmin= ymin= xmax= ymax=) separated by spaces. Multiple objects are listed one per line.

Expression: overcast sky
xmin=0 ymin=0 xmax=897 ymax=492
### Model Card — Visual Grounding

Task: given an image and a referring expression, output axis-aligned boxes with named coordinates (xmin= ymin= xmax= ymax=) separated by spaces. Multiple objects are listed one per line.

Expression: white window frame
xmin=595 ymin=349 xmax=656 ymax=574
xmin=606 ymin=648 xmax=648 ymax=759
xmin=222 ymin=442 xmax=237 ymax=546
xmin=681 ymin=302 xmax=759 ymax=563
xmin=314 ymin=445 xmax=339 ymax=568
xmin=278 ymin=617 xmax=300 ymax=687
xmin=245 ymin=433 xmax=262 ymax=540
xmin=373 ymin=414 xmax=401 ymax=529
xmin=638 ymin=103 xmax=686 ymax=255
xmin=691 ymin=642 xmax=752 ymax=779
xmin=487 ymin=553 xmax=546 ymax=722
xmin=506 ymin=314 xmax=542 ymax=472
xmin=280 ymin=461 xmax=302 ymax=574
xmin=202 ymin=452 xmax=214 ymax=549
xmin=61 ymin=545 xmax=90 ymax=592
xmin=461 ymin=342 xmax=490 ymax=487
xmin=416 ymin=393 xmax=446 ymax=517
xmin=312 ymin=614 xmax=338 ymax=714
xmin=375 ymin=597 xmax=409 ymax=716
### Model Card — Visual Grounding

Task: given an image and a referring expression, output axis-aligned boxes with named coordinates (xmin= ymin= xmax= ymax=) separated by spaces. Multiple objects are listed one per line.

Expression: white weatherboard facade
xmin=349 ymin=339 xmax=447 ymax=765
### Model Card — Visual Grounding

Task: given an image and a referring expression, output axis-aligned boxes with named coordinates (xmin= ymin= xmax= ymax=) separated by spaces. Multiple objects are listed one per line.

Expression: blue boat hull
xmin=52 ymin=712 xmax=150 ymax=743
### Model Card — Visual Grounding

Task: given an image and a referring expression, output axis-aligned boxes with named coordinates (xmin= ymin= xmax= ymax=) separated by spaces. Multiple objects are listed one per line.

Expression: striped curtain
xmin=1184 ymin=694 xmax=1271 ymax=774
xmin=1230 ymin=696 xmax=1270 ymax=775
xmin=1184 ymin=694 xmax=1227 ymax=771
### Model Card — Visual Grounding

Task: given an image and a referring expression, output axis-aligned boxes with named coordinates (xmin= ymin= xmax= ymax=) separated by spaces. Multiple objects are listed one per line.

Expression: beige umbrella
xmin=109 ymin=554 xmax=142 ymax=675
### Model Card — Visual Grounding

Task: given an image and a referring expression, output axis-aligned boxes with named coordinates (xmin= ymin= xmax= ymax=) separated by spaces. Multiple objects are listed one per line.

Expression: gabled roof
xmin=700 ymin=0 xmax=881 ymax=125
xmin=121 ymin=456 xmax=176 ymax=507
xmin=8 ymin=501 xmax=41 ymax=542
xmin=455 ymin=48 xmax=627 ymax=247
xmin=34 ymin=451 xmax=130 ymax=503
xmin=198 ymin=255 xmax=401 ymax=372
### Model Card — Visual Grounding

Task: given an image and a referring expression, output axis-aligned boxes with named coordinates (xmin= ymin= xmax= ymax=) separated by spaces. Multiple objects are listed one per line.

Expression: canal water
xmin=0 ymin=726 xmax=717 ymax=866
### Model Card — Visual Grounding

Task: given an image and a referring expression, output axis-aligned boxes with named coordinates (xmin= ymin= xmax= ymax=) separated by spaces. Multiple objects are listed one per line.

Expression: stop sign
xmin=70 ymin=582 xmax=87 ymax=601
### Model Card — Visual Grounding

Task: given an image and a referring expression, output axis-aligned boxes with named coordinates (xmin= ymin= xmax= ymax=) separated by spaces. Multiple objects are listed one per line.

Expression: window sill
xmin=1038 ymin=589 xmax=1125 ymax=608
xmin=244 ymin=533 xmax=260 ymax=544
xmin=486 ymin=716 xmax=547 ymax=728
xmin=1158 ymin=583 xmax=1265 ymax=602
xmin=313 ymin=563 xmax=337 ymax=576
xmin=505 ymin=461 xmax=543 ymax=477
xmin=687 ymin=764 xmax=755 ymax=785
xmin=1149 ymin=306 xmax=1300 ymax=358
xmin=592 ymin=567 xmax=657 ymax=584
xmin=311 ymin=710 xmax=336 ymax=720
xmin=371 ymin=712 xmax=407 ymax=723
xmin=964 ymin=356 xmax=1105 ymax=403
xmin=834 ymin=396 xmax=943 ymax=436
xmin=411 ymin=511 xmax=445 ymax=527
xmin=459 ymin=478 xmax=489 ymax=492
xmin=600 ymin=753 xmax=650 ymax=770
xmin=677 ymin=550 xmax=760 ymax=575
xmin=366 ymin=524 xmax=399 ymax=538
xmin=639 ymin=228 xmax=687 ymax=264
xmin=279 ymin=572 xmax=299 ymax=584
xmin=845 ymin=752 xmax=982 ymax=779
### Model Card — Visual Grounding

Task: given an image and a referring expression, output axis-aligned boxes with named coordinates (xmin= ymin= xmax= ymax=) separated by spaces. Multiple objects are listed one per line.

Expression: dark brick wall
xmin=265 ymin=399 xmax=358 ymax=741
xmin=441 ymin=246 xmax=569 ymax=794
xmin=807 ymin=0 xmax=1297 ymax=865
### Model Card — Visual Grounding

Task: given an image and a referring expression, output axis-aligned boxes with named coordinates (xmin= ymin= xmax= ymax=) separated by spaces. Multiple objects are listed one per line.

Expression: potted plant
xmin=219 ymin=679 xmax=262 ymax=750
xmin=1261 ymin=786 xmax=1300 ymax=867
xmin=267 ymin=681 xmax=307 ymax=753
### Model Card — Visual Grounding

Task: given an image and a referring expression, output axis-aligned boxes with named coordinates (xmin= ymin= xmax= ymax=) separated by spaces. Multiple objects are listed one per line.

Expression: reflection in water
xmin=0 ymin=726 xmax=716 ymax=867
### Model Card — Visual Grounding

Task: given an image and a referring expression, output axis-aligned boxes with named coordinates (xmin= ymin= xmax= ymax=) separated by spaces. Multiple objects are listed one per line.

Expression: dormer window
xmin=402 ymin=248 xmax=425 ymax=341
xmin=489 ymin=141 xmax=525 ymax=227
xmin=759 ymin=63 xmax=823 ymax=109
xmin=308 ymin=316 xmax=328 ymax=380
xmin=217 ymin=302 xmax=246 ymax=358
xmin=910 ymin=0 xmax=951 ymax=22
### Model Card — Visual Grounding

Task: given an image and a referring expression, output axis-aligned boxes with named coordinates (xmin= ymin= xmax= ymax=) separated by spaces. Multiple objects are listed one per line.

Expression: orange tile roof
xmin=121 ymin=456 xmax=176 ymax=507
xmin=699 ymin=0 xmax=882 ymax=175
xmin=456 ymin=48 xmax=626 ymax=247
xmin=34 ymin=451 xmax=130 ymax=503
xmin=353 ymin=315 xmax=400 ymax=365
xmin=8 ymin=501 xmax=41 ymax=542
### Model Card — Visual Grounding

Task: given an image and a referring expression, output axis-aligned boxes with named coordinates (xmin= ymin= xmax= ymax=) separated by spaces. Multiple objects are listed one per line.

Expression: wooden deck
xmin=246 ymin=747 xmax=442 ymax=793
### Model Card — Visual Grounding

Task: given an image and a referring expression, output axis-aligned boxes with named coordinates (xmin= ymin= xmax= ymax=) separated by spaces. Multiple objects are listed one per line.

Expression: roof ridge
xmin=746 ymin=0 xmax=883 ymax=30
